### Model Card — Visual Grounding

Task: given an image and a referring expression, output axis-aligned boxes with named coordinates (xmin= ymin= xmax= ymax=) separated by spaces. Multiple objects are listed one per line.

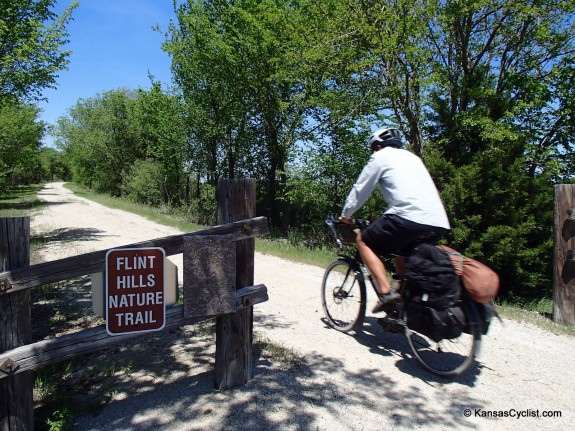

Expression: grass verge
xmin=496 ymin=297 xmax=575 ymax=337
xmin=0 ymin=184 xmax=46 ymax=217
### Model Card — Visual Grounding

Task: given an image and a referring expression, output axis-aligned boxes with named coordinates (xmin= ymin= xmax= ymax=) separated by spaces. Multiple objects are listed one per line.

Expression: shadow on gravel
xmin=40 ymin=200 xmax=75 ymax=206
xmin=61 ymin=314 xmax=485 ymax=431
xmin=32 ymin=227 xmax=109 ymax=244
xmin=32 ymin=276 xmax=98 ymax=341
xmin=317 ymin=315 xmax=481 ymax=386
xmin=350 ymin=316 xmax=482 ymax=387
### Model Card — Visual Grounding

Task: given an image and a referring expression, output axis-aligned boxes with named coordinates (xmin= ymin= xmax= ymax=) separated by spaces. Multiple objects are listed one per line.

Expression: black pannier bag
xmin=404 ymin=243 xmax=465 ymax=342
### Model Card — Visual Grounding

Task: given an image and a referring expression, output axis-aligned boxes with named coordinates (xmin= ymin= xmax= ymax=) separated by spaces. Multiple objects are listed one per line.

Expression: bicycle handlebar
xmin=325 ymin=216 xmax=368 ymax=249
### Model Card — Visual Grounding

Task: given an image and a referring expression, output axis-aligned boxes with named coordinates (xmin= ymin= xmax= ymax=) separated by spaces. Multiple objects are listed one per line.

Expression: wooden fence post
xmin=0 ymin=218 xmax=34 ymax=431
xmin=214 ymin=179 xmax=256 ymax=389
xmin=553 ymin=184 xmax=575 ymax=326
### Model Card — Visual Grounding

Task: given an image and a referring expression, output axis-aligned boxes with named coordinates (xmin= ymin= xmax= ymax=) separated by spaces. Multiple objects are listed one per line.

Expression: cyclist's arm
xmin=341 ymin=156 xmax=382 ymax=219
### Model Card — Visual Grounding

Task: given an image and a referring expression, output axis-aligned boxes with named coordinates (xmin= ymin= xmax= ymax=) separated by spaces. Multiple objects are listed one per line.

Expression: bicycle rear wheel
xmin=405 ymin=297 xmax=481 ymax=377
xmin=321 ymin=258 xmax=366 ymax=332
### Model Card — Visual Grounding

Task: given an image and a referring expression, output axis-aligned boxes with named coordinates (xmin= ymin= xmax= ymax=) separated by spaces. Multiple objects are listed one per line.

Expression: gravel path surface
xmin=31 ymin=182 xmax=574 ymax=431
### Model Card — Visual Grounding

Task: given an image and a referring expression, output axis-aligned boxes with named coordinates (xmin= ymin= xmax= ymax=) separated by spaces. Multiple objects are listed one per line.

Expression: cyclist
xmin=339 ymin=127 xmax=450 ymax=313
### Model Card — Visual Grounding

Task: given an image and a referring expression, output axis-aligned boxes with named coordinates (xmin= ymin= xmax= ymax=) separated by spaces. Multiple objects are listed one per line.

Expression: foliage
xmin=134 ymin=83 xmax=189 ymax=206
xmin=0 ymin=1 xmax=76 ymax=191
xmin=55 ymin=89 xmax=145 ymax=195
xmin=285 ymin=124 xmax=384 ymax=246
xmin=165 ymin=0 xmax=329 ymax=232
xmin=39 ymin=147 xmax=71 ymax=181
xmin=53 ymin=86 xmax=220 ymax=223
xmin=0 ymin=0 xmax=77 ymax=105
xmin=0 ymin=101 xmax=45 ymax=190
xmin=121 ymin=159 xmax=164 ymax=206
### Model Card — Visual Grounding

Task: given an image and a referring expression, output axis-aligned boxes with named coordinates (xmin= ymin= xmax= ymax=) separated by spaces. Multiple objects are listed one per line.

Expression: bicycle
xmin=321 ymin=217 xmax=482 ymax=377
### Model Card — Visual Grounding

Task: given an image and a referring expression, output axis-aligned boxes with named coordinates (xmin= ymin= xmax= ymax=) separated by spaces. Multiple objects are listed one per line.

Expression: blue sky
xmin=39 ymin=0 xmax=178 ymax=147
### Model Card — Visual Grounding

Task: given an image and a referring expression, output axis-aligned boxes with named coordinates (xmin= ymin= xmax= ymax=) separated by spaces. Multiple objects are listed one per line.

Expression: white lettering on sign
xmin=115 ymin=310 xmax=158 ymax=327
xmin=115 ymin=274 xmax=156 ymax=288
xmin=108 ymin=291 xmax=164 ymax=309
xmin=116 ymin=255 xmax=157 ymax=270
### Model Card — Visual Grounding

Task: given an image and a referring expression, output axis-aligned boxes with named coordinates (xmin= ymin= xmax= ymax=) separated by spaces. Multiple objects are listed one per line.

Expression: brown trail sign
xmin=106 ymin=247 xmax=166 ymax=335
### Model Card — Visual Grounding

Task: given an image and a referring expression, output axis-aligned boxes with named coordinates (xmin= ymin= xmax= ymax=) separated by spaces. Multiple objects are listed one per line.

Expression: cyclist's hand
xmin=338 ymin=216 xmax=354 ymax=225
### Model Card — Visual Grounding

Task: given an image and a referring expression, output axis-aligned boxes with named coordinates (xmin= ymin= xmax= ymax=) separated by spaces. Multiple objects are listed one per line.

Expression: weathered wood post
xmin=553 ymin=184 xmax=575 ymax=325
xmin=214 ymin=179 xmax=256 ymax=389
xmin=0 ymin=218 xmax=34 ymax=431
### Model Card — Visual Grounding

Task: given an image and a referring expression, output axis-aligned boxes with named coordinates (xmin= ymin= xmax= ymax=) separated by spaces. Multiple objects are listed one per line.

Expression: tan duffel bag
xmin=437 ymin=245 xmax=500 ymax=303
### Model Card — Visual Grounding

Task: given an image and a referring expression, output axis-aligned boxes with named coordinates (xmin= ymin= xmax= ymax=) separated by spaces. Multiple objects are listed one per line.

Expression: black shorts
xmin=361 ymin=214 xmax=448 ymax=256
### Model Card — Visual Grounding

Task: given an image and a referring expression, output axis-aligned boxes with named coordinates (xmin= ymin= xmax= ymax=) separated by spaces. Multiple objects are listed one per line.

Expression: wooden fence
xmin=0 ymin=179 xmax=268 ymax=431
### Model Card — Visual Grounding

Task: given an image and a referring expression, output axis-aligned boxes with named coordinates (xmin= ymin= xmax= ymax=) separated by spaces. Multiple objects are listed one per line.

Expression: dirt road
xmin=31 ymin=182 xmax=574 ymax=431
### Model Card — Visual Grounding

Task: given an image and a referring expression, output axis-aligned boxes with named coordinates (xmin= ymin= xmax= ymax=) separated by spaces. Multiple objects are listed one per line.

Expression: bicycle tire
xmin=321 ymin=258 xmax=367 ymax=332
xmin=405 ymin=296 xmax=481 ymax=377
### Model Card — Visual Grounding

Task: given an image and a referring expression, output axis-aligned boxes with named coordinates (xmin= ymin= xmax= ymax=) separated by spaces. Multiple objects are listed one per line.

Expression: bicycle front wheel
xmin=405 ymin=297 xmax=481 ymax=377
xmin=321 ymin=258 xmax=366 ymax=332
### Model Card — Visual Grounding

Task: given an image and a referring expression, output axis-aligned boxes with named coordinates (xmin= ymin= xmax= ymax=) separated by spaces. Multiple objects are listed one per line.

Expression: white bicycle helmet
xmin=367 ymin=127 xmax=403 ymax=151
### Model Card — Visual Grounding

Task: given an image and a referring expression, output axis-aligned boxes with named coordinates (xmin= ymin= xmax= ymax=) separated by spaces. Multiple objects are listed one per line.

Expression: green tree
xmin=39 ymin=146 xmax=71 ymax=181
xmin=55 ymin=89 xmax=143 ymax=195
xmin=0 ymin=101 xmax=45 ymax=189
xmin=0 ymin=0 xmax=77 ymax=105
xmin=165 ymin=0 xmax=256 ymax=186
xmin=0 ymin=0 xmax=76 ymax=191
xmin=165 ymin=0 xmax=322 ymax=232
xmin=284 ymin=0 xmax=574 ymax=297
xmin=422 ymin=0 xmax=574 ymax=297
xmin=132 ymin=83 xmax=189 ymax=206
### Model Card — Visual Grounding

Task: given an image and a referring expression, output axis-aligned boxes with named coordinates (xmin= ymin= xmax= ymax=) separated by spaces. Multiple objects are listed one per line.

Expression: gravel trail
xmin=31 ymin=182 xmax=574 ymax=431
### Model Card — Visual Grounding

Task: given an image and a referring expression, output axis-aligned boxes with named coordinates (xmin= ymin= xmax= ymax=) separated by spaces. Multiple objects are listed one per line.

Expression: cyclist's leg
xmin=360 ymin=215 xmax=415 ymax=297
xmin=356 ymin=232 xmax=390 ymax=294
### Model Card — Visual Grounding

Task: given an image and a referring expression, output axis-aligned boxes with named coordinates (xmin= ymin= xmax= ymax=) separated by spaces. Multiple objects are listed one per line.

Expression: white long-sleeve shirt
xmin=341 ymin=147 xmax=450 ymax=229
